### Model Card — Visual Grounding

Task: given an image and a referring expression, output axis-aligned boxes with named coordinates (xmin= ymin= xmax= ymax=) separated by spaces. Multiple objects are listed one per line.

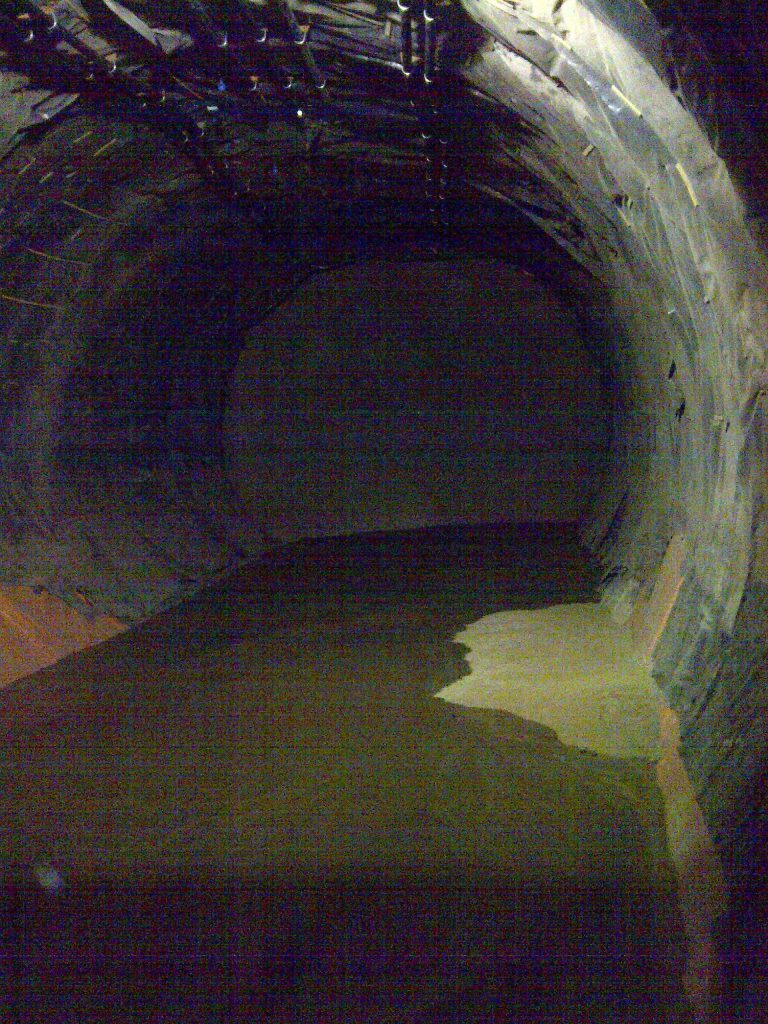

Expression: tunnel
xmin=0 ymin=0 xmax=766 ymax=1020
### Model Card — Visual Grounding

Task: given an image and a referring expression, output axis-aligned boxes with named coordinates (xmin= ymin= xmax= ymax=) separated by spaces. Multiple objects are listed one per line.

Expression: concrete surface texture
xmin=2 ymin=524 xmax=694 ymax=1022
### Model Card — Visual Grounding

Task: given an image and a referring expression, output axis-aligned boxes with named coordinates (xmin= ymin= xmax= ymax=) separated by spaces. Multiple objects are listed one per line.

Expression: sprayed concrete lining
xmin=0 ymin=0 xmax=767 ymax=1011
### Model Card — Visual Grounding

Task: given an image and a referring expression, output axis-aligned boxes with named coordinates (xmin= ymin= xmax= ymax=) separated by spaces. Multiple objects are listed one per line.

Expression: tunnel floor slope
xmin=1 ymin=523 xmax=691 ymax=1023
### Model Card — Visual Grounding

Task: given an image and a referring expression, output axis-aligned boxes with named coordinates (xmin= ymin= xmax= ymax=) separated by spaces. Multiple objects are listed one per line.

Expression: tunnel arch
xmin=0 ymin=0 xmax=766 ymax=947
xmin=225 ymin=256 xmax=610 ymax=541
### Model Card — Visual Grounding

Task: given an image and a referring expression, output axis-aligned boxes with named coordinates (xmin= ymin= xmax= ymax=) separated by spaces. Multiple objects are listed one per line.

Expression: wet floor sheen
xmin=1 ymin=523 xmax=691 ymax=1022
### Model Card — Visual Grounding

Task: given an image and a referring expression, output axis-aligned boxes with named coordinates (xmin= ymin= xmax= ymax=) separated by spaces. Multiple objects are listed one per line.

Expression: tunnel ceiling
xmin=1 ymin=0 xmax=768 ymax=886
xmin=0 ymin=0 xmax=765 ymax=616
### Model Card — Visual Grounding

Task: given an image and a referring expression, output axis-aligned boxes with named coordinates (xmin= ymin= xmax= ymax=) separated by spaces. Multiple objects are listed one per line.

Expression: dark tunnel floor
xmin=0 ymin=523 xmax=691 ymax=1023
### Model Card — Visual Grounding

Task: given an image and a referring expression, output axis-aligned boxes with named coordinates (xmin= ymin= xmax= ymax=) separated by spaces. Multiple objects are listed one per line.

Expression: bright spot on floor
xmin=34 ymin=862 xmax=65 ymax=893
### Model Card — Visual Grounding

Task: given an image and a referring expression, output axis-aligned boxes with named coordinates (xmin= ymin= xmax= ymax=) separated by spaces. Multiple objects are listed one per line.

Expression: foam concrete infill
xmin=437 ymin=601 xmax=727 ymax=1023
xmin=437 ymin=602 xmax=664 ymax=760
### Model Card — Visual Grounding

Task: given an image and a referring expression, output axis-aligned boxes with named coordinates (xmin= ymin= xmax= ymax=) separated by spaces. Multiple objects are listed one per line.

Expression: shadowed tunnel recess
xmin=0 ymin=0 xmax=768 ymax=1019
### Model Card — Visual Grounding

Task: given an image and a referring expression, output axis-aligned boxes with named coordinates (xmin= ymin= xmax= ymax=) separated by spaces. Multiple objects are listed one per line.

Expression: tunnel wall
xmin=0 ymin=116 xmax=269 ymax=619
xmin=456 ymin=0 xmax=768 ymax=882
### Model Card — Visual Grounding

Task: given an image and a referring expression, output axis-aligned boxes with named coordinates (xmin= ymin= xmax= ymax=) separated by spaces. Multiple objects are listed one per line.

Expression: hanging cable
xmin=274 ymin=0 xmax=327 ymax=91
xmin=398 ymin=0 xmax=413 ymax=78
xmin=423 ymin=0 xmax=436 ymax=85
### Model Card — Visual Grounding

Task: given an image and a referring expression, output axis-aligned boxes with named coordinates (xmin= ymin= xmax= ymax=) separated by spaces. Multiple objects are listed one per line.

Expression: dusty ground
xmin=1 ymin=524 xmax=692 ymax=1022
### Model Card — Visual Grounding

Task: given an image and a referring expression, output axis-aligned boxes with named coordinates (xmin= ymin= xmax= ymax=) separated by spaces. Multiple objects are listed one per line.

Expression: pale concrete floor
xmin=1 ymin=524 xmax=693 ymax=1022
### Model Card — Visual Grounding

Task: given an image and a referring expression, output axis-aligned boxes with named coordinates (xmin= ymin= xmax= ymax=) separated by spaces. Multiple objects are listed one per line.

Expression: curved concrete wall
xmin=0 ymin=0 xmax=766 ymax=909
